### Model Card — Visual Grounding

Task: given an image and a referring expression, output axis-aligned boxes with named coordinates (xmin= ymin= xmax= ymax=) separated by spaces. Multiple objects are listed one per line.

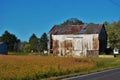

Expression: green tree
xmin=105 ymin=20 xmax=120 ymax=49
xmin=104 ymin=21 xmax=109 ymax=26
xmin=14 ymin=39 xmax=21 ymax=52
xmin=0 ymin=31 xmax=20 ymax=52
xmin=23 ymin=43 xmax=31 ymax=53
xmin=111 ymin=21 xmax=120 ymax=48
xmin=39 ymin=33 xmax=48 ymax=52
xmin=61 ymin=18 xmax=84 ymax=26
xmin=29 ymin=33 xmax=39 ymax=52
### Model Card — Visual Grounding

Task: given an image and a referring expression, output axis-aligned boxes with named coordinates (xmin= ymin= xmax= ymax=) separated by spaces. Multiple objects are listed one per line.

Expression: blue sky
xmin=0 ymin=0 xmax=120 ymax=41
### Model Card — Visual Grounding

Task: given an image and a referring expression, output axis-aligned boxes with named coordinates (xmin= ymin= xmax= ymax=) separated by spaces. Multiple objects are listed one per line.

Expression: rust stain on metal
xmin=51 ymin=34 xmax=100 ymax=57
xmin=64 ymin=40 xmax=73 ymax=56
xmin=53 ymin=40 xmax=59 ymax=56
xmin=93 ymin=38 xmax=99 ymax=50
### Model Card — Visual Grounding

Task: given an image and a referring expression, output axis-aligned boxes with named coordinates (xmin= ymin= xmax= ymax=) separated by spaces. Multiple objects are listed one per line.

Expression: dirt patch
xmin=99 ymin=55 xmax=114 ymax=58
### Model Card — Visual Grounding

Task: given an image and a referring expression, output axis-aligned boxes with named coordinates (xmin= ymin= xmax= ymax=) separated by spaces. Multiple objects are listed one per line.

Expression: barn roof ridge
xmin=49 ymin=24 xmax=104 ymax=35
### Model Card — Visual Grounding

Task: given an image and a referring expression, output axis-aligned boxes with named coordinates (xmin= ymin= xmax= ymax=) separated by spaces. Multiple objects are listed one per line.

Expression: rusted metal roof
xmin=49 ymin=24 xmax=104 ymax=35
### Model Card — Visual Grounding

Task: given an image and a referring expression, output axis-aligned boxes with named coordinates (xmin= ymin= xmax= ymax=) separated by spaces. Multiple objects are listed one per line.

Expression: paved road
xmin=62 ymin=68 xmax=120 ymax=80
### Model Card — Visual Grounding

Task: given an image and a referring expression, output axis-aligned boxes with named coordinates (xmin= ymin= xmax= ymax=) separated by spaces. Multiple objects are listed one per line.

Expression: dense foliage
xmin=39 ymin=33 xmax=48 ymax=52
xmin=0 ymin=31 xmax=20 ymax=52
xmin=29 ymin=34 xmax=39 ymax=52
xmin=0 ymin=31 xmax=48 ymax=53
xmin=105 ymin=20 xmax=120 ymax=49
xmin=28 ymin=33 xmax=48 ymax=53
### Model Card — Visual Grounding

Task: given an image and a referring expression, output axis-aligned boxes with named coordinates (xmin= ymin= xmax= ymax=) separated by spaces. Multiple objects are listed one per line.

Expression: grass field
xmin=0 ymin=55 xmax=120 ymax=80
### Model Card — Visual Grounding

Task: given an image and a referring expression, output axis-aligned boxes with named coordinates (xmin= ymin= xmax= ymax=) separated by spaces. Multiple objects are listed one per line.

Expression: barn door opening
xmin=73 ymin=37 xmax=83 ymax=56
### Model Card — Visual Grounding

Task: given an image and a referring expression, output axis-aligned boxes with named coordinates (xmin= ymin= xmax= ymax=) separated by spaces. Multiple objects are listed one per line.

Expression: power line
xmin=109 ymin=0 xmax=120 ymax=7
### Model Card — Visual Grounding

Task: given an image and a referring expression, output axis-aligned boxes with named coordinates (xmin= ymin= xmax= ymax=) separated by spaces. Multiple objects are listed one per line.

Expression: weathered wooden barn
xmin=48 ymin=24 xmax=107 ymax=57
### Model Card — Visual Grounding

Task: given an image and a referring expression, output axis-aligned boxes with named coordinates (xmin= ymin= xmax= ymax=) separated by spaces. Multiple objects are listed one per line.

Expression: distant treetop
xmin=60 ymin=18 xmax=84 ymax=26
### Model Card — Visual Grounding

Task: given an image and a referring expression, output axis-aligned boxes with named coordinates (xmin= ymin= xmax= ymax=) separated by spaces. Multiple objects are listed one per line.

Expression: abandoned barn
xmin=48 ymin=24 xmax=107 ymax=57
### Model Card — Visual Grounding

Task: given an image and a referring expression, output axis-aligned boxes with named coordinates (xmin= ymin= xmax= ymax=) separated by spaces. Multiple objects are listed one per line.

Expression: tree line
xmin=0 ymin=31 xmax=48 ymax=54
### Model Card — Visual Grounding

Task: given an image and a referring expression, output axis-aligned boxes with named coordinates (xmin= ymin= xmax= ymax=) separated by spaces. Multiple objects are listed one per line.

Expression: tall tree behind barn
xmin=48 ymin=24 xmax=107 ymax=57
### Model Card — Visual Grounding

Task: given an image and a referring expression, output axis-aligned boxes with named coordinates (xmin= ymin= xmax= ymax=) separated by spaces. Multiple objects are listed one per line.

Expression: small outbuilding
xmin=0 ymin=42 xmax=8 ymax=55
xmin=48 ymin=24 xmax=107 ymax=57
xmin=113 ymin=48 xmax=119 ymax=54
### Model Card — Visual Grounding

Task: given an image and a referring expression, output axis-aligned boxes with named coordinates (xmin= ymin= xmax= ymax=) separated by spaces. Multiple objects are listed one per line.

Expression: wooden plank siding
xmin=52 ymin=34 xmax=99 ymax=56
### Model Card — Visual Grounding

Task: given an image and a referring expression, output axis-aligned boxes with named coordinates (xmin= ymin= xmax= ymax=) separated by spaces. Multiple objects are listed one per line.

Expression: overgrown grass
xmin=0 ymin=55 xmax=120 ymax=80
xmin=8 ymin=52 xmax=30 ymax=55
xmin=8 ymin=52 xmax=51 ymax=56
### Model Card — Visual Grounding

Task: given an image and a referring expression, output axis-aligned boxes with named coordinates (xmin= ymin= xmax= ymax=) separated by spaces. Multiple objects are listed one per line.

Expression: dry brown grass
xmin=0 ymin=55 xmax=94 ymax=79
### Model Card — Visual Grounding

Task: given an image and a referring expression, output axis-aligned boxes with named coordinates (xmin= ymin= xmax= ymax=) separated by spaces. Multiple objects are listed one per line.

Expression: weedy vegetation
xmin=0 ymin=55 xmax=120 ymax=80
